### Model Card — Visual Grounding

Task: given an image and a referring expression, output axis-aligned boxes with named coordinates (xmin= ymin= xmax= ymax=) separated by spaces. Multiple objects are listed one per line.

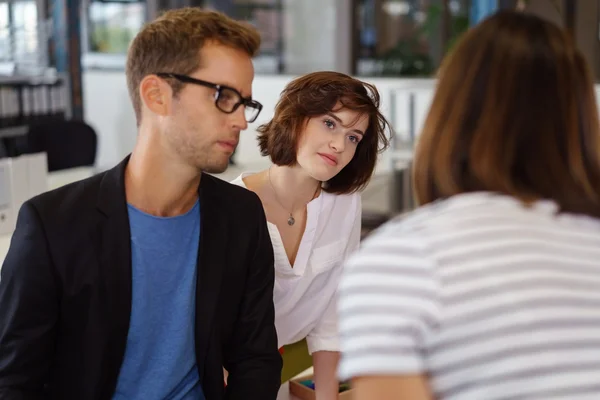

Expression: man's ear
xmin=139 ymin=75 xmax=172 ymax=118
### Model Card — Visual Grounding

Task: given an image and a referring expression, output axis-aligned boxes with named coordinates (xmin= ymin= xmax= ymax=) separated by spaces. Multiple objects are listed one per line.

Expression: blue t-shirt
xmin=113 ymin=200 xmax=204 ymax=400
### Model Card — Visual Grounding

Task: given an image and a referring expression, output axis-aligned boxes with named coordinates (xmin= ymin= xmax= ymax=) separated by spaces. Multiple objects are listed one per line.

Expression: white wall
xmin=282 ymin=0 xmax=353 ymax=74
xmin=83 ymin=69 xmax=437 ymax=173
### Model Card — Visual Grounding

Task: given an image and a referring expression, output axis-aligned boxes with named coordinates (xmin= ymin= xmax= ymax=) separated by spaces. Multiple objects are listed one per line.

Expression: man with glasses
xmin=0 ymin=8 xmax=282 ymax=400
xmin=155 ymin=73 xmax=262 ymax=169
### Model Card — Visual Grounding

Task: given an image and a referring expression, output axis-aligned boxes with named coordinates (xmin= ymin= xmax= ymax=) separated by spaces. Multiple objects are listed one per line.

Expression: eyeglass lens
xmin=215 ymin=87 xmax=260 ymax=122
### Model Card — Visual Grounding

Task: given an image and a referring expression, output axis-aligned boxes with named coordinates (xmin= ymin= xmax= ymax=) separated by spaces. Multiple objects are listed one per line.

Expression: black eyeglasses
xmin=156 ymin=73 xmax=263 ymax=123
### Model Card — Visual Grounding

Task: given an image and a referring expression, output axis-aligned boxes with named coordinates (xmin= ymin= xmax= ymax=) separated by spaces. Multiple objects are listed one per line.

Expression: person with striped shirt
xmin=337 ymin=10 xmax=600 ymax=400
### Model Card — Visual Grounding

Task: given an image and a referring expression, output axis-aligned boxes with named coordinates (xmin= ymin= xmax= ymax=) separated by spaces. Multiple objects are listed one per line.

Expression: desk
xmin=277 ymin=367 xmax=314 ymax=400
xmin=278 ymin=382 xmax=300 ymax=400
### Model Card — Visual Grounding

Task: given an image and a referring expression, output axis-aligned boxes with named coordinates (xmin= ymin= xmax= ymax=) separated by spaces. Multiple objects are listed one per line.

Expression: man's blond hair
xmin=126 ymin=7 xmax=261 ymax=125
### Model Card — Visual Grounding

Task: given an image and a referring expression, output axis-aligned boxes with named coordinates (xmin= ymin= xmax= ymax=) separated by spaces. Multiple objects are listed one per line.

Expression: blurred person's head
xmin=257 ymin=71 xmax=391 ymax=194
xmin=125 ymin=7 xmax=261 ymax=173
xmin=414 ymin=10 xmax=600 ymax=217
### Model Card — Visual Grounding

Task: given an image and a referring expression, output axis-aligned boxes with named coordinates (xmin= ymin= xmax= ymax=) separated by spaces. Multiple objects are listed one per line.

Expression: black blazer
xmin=0 ymin=157 xmax=282 ymax=400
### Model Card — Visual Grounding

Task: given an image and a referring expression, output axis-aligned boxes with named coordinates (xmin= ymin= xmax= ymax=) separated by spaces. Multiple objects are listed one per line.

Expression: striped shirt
xmin=338 ymin=192 xmax=600 ymax=400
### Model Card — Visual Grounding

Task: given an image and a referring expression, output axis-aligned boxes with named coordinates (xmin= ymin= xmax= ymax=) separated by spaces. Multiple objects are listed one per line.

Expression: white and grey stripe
xmin=338 ymin=192 xmax=600 ymax=400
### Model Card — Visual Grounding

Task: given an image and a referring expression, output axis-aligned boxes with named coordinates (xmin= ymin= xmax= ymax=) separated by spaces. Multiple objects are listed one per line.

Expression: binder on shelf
xmin=0 ymin=86 xmax=19 ymax=128
xmin=0 ymin=73 xmax=68 ymax=134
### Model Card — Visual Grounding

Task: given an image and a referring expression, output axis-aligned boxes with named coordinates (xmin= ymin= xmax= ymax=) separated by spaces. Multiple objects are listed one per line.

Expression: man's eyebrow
xmin=219 ymin=82 xmax=252 ymax=98
xmin=326 ymin=112 xmax=365 ymax=136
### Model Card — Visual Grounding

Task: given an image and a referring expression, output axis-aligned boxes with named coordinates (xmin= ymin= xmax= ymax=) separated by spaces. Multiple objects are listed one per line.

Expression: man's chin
xmin=201 ymin=161 xmax=230 ymax=175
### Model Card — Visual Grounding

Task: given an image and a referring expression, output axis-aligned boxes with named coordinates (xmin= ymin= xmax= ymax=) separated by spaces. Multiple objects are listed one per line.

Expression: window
xmin=355 ymin=0 xmax=469 ymax=77
xmin=231 ymin=0 xmax=282 ymax=55
xmin=0 ymin=2 xmax=9 ymax=62
xmin=0 ymin=0 xmax=41 ymax=67
xmin=87 ymin=0 xmax=145 ymax=54
xmin=11 ymin=0 xmax=39 ymax=62
xmin=207 ymin=0 xmax=284 ymax=73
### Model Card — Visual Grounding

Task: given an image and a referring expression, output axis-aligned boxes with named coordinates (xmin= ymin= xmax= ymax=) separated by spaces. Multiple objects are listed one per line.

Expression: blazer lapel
xmin=194 ymin=174 xmax=226 ymax=379
xmin=92 ymin=156 xmax=132 ymax=398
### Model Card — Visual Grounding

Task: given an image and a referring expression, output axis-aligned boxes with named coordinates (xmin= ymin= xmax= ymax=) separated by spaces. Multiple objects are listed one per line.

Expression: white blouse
xmin=231 ymin=173 xmax=361 ymax=354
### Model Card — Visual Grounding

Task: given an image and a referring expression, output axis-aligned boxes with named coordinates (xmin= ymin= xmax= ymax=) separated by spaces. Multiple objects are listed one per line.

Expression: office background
xmin=2 ymin=0 xmax=599 ymax=169
xmin=2 ymin=2 xmax=600 ymax=398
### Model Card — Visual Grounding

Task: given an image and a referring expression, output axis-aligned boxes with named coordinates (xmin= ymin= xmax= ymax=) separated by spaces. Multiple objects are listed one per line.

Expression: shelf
xmin=0 ymin=73 xmax=63 ymax=86
xmin=0 ymin=125 xmax=28 ymax=139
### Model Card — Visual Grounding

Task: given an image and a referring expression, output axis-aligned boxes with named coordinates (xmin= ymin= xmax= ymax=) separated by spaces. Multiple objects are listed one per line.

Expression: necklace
xmin=268 ymin=168 xmax=320 ymax=226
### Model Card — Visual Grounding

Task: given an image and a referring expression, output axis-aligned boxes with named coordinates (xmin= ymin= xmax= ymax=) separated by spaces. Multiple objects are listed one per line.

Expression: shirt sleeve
xmin=337 ymin=221 xmax=441 ymax=380
xmin=306 ymin=195 xmax=362 ymax=354
xmin=306 ymin=295 xmax=339 ymax=354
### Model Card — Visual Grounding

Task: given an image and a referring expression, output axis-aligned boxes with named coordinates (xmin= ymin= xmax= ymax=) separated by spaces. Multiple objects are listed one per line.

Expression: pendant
xmin=287 ymin=215 xmax=295 ymax=226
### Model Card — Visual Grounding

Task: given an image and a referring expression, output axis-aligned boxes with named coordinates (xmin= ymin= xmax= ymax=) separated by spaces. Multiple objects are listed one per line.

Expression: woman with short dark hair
xmin=231 ymin=70 xmax=390 ymax=398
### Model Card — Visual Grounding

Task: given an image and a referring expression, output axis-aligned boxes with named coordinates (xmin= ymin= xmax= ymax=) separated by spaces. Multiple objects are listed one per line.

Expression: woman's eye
xmin=324 ymin=119 xmax=335 ymax=129
xmin=349 ymin=135 xmax=359 ymax=144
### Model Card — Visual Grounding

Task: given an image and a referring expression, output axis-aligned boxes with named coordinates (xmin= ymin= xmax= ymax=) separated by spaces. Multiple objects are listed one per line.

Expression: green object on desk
xmin=339 ymin=382 xmax=351 ymax=393
xmin=281 ymin=339 xmax=313 ymax=383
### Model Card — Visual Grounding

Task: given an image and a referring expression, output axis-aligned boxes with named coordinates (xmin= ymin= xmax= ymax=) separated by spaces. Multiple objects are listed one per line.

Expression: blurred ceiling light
xmin=383 ymin=1 xmax=410 ymax=16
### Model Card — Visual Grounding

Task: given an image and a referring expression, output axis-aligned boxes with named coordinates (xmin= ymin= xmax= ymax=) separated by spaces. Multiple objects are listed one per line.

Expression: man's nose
xmin=231 ymin=106 xmax=248 ymax=131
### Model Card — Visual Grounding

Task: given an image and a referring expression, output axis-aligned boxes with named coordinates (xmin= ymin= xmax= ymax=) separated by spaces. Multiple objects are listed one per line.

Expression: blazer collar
xmin=96 ymin=154 xmax=219 ymax=216
xmin=96 ymin=155 xmax=130 ymax=216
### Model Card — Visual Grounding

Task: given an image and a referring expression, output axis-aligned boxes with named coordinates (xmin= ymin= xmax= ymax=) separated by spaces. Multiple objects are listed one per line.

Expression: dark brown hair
xmin=414 ymin=10 xmax=600 ymax=217
xmin=257 ymin=71 xmax=391 ymax=194
xmin=126 ymin=7 xmax=261 ymax=125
